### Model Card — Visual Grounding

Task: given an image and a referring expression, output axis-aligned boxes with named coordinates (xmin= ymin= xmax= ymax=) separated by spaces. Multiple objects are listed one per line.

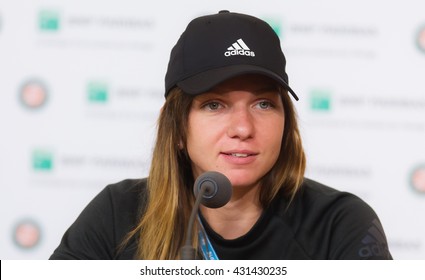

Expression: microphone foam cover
xmin=193 ymin=171 xmax=232 ymax=208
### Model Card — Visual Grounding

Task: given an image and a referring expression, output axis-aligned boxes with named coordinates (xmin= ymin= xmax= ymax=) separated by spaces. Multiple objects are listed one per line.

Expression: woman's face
xmin=186 ymin=74 xmax=285 ymax=190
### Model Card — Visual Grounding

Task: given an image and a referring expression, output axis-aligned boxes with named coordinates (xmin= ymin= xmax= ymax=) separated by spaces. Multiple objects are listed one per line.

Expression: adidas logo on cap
xmin=224 ymin=39 xmax=255 ymax=57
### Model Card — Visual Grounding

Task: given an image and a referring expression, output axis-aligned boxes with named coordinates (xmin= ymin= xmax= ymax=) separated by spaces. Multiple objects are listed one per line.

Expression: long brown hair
xmin=127 ymin=85 xmax=306 ymax=259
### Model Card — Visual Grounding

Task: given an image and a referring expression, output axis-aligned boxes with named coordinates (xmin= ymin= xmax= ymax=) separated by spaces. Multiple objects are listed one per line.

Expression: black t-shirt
xmin=49 ymin=178 xmax=392 ymax=260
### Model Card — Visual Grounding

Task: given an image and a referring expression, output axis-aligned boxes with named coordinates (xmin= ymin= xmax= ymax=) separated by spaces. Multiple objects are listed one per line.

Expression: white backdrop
xmin=1 ymin=0 xmax=424 ymax=259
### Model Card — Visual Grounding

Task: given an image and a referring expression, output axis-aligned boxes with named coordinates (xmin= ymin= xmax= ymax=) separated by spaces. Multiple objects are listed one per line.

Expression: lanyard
xmin=197 ymin=216 xmax=219 ymax=260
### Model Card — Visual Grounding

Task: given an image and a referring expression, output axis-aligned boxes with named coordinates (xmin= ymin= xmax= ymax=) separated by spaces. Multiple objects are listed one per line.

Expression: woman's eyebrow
xmin=199 ymin=84 xmax=280 ymax=97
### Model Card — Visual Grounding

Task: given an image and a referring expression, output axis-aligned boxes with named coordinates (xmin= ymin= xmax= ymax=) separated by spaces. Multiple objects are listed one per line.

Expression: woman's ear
xmin=177 ymin=140 xmax=184 ymax=150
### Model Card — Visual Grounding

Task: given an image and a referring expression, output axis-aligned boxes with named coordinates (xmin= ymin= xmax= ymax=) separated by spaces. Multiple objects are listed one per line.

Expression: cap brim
xmin=177 ymin=65 xmax=299 ymax=101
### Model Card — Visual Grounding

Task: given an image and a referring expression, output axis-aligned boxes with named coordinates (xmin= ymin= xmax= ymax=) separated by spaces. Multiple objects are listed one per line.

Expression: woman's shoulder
xmin=284 ymin=178 xmax=380 ymax=225
xmin=297 ymin=178 xmax=369 ymax=209
xmin=97 ymin=178 xmax=148 ymax=209
xmin=276 ymin=178 xmax=392 ymax=259
xmin=104 ymin=178 xmax=148 ymax=195
xmin=49 ymin=178 xmax=148 ymax=260
xmin=104 ymin=178 xmax=147 ymax=197
xmin=101 ymin=178 xmax=149 ymax=218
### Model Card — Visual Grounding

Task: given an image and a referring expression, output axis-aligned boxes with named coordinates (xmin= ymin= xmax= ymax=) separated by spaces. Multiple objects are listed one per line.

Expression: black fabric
xmin=49 ymin=178 xmax=392 ymax=260
xmin=164 ymin=11 xmax=298 ymax=100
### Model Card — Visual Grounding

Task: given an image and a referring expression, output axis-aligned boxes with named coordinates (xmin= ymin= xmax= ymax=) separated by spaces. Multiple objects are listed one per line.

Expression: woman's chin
xmin=227 ymin=176 xmax=260 ymax=190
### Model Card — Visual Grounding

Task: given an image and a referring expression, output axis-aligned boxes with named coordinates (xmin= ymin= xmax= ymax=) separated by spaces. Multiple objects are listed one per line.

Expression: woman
xmin=50 ymin=11 xmax=392 ymax=260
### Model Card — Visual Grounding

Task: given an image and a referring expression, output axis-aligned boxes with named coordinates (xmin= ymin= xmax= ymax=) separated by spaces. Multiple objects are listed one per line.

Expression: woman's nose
xmin=226 ymin=107 xmax=255 ymax=140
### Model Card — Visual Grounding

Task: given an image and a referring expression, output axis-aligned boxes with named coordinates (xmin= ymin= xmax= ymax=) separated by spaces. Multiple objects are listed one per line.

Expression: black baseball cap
xmin=164 ymin=10 xmax=298 ymax=101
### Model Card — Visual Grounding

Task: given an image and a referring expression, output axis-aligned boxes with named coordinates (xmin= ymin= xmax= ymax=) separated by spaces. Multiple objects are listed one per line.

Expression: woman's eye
xmin=257 ymin=101 xmax=273 ymax=109
xmin=204 ymin=102 xmax=222 ymax=110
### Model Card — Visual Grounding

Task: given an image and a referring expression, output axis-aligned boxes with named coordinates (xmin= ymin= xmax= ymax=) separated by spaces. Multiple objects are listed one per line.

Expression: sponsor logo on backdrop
xmin=32 ymin=149 xmax=54 ymax=171
xmin=68 ymin=15 xmax=153 ymax=30
xmin=13 ymin=219 xmax=42 ymax=249
xmin=310 ymin=89 xmax=332 ymax=111
xmin=19 ymin=79 xmax=49 ymax=109
xmin=410 ymin=164 xmax=425 ymax=194
xmin=288 ymin=22 xmax=377 ymax=59
xmin=387 ymin=239 xmax=422 ymax=252
xmin=37 ymin=11 xmax=154 ymax=50
xmin=87 ymin=81 xmax=109 ymax=103
xmin=38 ymin=10 xmax=60 ymax=31
xmin=416 ymin=25 xmax=425 ymax=54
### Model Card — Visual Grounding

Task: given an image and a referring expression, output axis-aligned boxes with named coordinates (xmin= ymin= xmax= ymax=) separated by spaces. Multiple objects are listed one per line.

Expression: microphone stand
xmin=180 ymin=184 xmax=209 ymax=260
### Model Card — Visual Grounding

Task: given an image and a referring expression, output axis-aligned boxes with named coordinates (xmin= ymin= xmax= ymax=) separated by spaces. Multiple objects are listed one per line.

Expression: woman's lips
xmin=220 ymin=151 xmax=258 ymax=164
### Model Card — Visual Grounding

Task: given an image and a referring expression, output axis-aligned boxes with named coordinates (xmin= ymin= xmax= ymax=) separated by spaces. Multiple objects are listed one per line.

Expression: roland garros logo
xmin=19 ymin=79 xmax=49 ymax=109
xmin=410 ymin=164 xmax=425 ymax=194
xmin=416 ymin=25 xmax=425 ymax=54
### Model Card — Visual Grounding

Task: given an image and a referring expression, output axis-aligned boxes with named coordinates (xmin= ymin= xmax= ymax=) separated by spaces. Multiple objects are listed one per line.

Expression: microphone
xmin=180 ymin=171 xmax=232 ymax=260
xmin=193 ymin=171 xmax=233 ymax=208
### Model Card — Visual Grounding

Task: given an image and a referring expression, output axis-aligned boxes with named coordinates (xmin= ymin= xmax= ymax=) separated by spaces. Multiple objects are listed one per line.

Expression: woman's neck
xmin=200 ymin=184 xmax=263 ymax=240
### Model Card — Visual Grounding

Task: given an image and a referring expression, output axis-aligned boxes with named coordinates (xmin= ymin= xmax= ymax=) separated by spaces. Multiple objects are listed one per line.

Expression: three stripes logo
xmin=224 ymin=38 xmax=255 ymax=57
xmin=358 ymin=219 xmax=391 ymax=258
